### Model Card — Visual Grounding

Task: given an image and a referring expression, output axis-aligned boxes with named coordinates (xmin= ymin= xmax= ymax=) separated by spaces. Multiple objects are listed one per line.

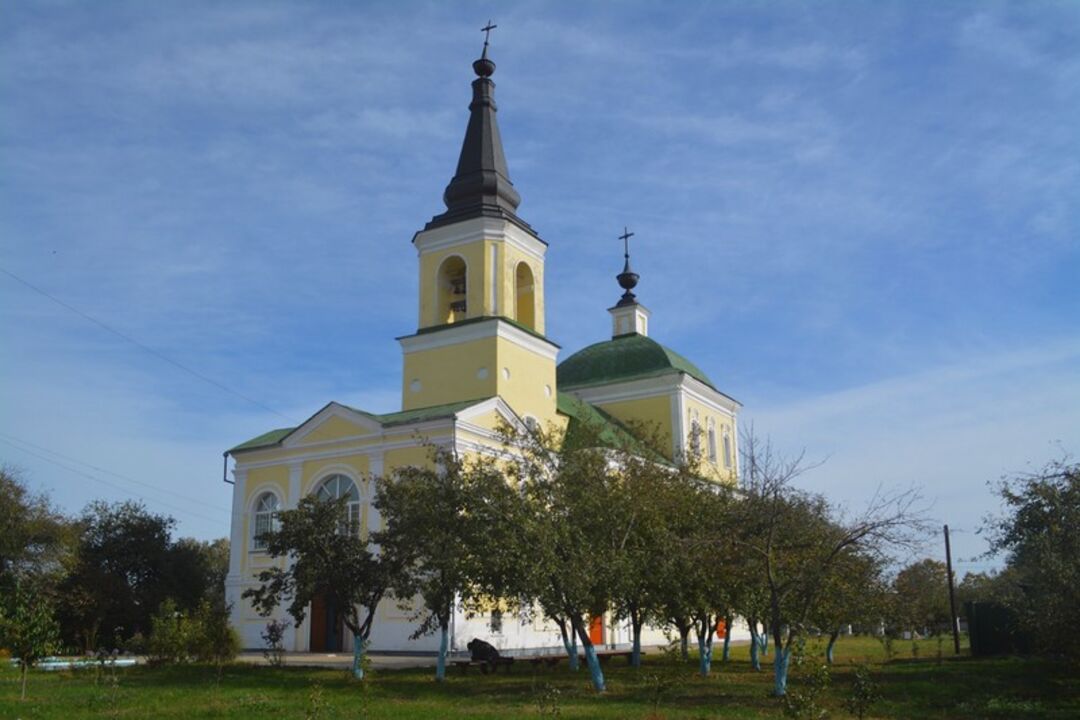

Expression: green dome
xmin=557 ymin=333 xmax=715 ymax=390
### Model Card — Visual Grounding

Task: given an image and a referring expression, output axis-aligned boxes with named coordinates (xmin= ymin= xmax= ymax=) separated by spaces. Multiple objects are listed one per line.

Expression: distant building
xmin=224 ymin=42 xmax=741 ymax=654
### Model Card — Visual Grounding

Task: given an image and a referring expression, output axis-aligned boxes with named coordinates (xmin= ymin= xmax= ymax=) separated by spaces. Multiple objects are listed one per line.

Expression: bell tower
xmin=398 ymin=31 xmax=559 ymax=422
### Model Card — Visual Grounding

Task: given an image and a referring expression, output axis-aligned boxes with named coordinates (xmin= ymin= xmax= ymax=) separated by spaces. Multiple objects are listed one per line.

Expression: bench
xmin=452 ymin=656 xmax=515 ymax=674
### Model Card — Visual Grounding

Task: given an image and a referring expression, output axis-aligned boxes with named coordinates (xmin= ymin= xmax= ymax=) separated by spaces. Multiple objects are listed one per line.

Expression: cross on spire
xmin=481 ymin=20 xmax=497 ymax=59
xmin=619 ymin=226 xmax=635 ymax=259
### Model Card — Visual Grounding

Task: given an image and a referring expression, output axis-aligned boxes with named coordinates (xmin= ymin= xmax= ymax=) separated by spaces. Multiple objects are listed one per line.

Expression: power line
xmin=0 ymin=437 xmax=226 ymax=527
xmin=0 ymin=432 xmax=229 ymax=513
xmin=0 ymin=265 xmax=297 ymax=423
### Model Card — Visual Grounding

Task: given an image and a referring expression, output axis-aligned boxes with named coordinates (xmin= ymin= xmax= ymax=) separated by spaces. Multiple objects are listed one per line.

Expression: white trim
xmin=413 ymin=216 xmax=546 ymax=263
xmin=305 ymin=463 xmax=371 ymax=499
xmin=673 ymin=391 xmax=686 ymax=457
xmin=399 ymin=317 xmax=559 ymax=361
xmin=566 ymin=373 xmax=739 ymax=417
xmin=234 ymin=422 xmax=458 ymax=471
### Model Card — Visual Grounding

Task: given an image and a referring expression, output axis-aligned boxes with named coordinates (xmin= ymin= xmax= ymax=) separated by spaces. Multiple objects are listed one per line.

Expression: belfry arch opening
xmin=436 ymin=256 xmax=468 ymax=325
xmin=514 ymin=261 xmax=535 ymax=330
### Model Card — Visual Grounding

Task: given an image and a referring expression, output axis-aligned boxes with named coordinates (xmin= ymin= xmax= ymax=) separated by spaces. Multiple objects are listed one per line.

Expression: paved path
xmin=235 ymin=652 xmax=438 ymax=670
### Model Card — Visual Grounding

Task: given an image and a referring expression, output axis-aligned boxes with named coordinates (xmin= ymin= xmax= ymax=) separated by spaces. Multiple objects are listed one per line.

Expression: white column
xmin=225 ymin=466 xmax=248 ymax=634
xmin=287 ymin=461 xmax=303 ymax=508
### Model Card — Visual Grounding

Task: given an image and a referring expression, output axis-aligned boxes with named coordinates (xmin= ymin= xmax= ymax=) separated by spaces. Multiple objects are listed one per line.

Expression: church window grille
xmin=252 ymin=492 xmax=280 ymax=551
xmin=723 ymin=432 xmax=733 ymax=469
xmin=315 ymin=474 xmax=362 ymax=537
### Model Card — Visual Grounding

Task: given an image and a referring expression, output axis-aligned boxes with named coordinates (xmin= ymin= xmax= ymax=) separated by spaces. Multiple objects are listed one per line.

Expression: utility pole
xmin=944 ymin=524 xmax=961 ymax=654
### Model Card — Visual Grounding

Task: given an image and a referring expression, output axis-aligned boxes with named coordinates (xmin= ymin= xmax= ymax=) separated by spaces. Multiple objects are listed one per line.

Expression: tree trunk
xmin=678 ymin=621 xmax=690 ymax=661
xmin=695 ymin=616 xmax=713 ymax=678
xmin=826 ymin=628 xmax=840 ymax=665
xmin=557 ymin=617 xmax=580 ymax=671
xmin=721 ymin=613 xmax=733 ymax=662
xmin=759 ymin=625 xmax=769 ymax=656
xmin=21 ymin=663 xmax=28 ymax=700
xmin=630 ymin=612 xmax=643 ymax=668
xmin=749 ymin=623 xmax=761 ymax=671
xmin=773 ymin=645 xmax=791 ymax=696
xmin=435 ymin=621 xmax=449 ymax=681
xmin=572 ymin=615 xmax=606 ymax=693
xmin=352 ymin=632 xmax=365 ymax=680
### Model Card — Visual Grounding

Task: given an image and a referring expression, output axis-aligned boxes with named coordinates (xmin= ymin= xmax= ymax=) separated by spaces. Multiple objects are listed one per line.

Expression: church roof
xmin=557 ymin=333 xmax=716 ymax=391
xmin=227 ymin=397 xmax=493 ymax=454
xmin=423 ymin=41 xmax=536 ymax=235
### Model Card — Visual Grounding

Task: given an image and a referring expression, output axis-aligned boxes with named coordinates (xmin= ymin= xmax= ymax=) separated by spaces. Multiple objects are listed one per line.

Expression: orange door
xmin=589 ymin=615 xmax=604 ymax=645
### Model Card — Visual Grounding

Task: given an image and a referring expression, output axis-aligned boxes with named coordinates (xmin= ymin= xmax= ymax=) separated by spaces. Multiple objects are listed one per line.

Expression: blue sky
xmin=2 ymin=0 xmax=1077 ymax=574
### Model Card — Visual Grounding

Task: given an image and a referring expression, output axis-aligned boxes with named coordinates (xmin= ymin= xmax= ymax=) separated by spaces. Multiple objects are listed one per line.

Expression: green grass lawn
xmin=2 ymin=636 xmax=1077 ymax=719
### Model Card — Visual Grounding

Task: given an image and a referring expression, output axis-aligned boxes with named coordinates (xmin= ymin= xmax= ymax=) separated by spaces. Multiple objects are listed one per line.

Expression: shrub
xmin=146 ymin=599 xmax=238 ymax=665
xmin=262 ymin=619 xmax=290 ymax=667
xmin=844 ymin=662 xmax=879 ymax=720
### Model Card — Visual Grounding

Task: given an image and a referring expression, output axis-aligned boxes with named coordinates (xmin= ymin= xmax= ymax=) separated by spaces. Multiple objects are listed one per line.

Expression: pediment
xmin=281 ymin=402 xmax=383 ymax=448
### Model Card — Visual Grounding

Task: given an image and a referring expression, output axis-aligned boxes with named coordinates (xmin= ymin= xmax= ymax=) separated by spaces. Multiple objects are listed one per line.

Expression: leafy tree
xmin=503 ymin=414 xmax=624 ymax=693
xmin=374 ymin=446 xmax=523 ymax=682
xmin=735 ymin=431 xmax=925 ymax=696
xmin=607 ymin=430 xmax=690 ymax=670
xmin=0 ymin=580 xmax=61 ymax=700
xmin=892 ymin=559 xmax=951 ymax=636
xmin=243 ymin=494 xmax=398 ymax=678
xmin=57 ymin=501 xmax=177 ymax=650
xmin=809 ymin=550 xmax=889 ymax=664
xmin=0 ymin=466 xmax=70 ymax=591
xmin=983 ymin=457 xmax=1080 ymax=657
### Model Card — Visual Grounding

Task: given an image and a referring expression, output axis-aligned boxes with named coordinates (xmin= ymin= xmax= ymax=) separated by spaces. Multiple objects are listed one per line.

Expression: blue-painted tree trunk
xmin=696 ymin=620 xmax=713 ymax=677
xmin=721 ymin=614 xmax=733 ymax=662
xmin=773 ymin=646 xmax=791 ymax=696
xmin=631 ymin=625 xmax=642 ymax=668
xmin=760 ymin=628 xmax=769 ymax=656
xmin=749 ymin=626 xmax=761 ymax=671
xmin=558 ymin=620 xmax=580 ymax=671
xmin=680 ymin=628 xmax=690 ymax=661
xmin=352 ymin=632 xmax=365 ymax=680
xmin=573 ymin=620 xmax=606 ymax=693
xmin=435 ymin=622 xmax=449 ymax=681
xmin=826 ymin=628 xmax=841 ymax=665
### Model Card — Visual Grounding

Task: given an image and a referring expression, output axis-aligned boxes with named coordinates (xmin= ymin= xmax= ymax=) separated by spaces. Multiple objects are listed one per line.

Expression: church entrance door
xmin=309 ymin=594 xmax=344 ymax=652
xmin=588 ymin=614 xmax=604 ymax=646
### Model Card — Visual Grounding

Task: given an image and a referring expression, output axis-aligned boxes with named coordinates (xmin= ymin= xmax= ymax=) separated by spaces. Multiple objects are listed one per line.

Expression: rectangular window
xmin=490 ymin=609 xmax=503 ymax=634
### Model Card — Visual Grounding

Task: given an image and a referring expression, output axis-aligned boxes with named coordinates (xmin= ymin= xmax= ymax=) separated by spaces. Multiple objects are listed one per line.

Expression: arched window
xmin=723 ymin=431 xmax=733 ymax=469
xmin=707 ymin=418 xmax=717 ymax=462
xmin=514 ymin=262 xmax=535 ymax=330
xmin=436 ymin=256 xmax=467 ymax=325
xmin=252 ymin=492 xmax=280 ymax=551
xmin=689 ymin=410 xmax=701 ymax=456
xmin=315 ymin=474 xmax=362 ymax=536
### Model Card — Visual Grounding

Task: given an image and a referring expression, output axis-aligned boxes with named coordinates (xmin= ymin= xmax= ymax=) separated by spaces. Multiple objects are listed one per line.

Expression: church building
xmin=224 ymin=40 xmax=741 ymax=655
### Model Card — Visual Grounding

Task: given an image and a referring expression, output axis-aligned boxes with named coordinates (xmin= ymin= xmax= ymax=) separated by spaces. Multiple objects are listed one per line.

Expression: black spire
xmin=616 ymin=226 xmax=639 ymax=306
xmin=426 ymin=23 xmax=530 ymax=232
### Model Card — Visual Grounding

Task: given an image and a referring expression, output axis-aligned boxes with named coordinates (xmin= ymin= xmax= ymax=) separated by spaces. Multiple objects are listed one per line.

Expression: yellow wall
xmin=402 ymin=333 xmax=558 ymax=423
xmin=593 ymin=395 xmax=675 ymax=453
xmin=294 ymin=414 xmax=373 ymax=445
